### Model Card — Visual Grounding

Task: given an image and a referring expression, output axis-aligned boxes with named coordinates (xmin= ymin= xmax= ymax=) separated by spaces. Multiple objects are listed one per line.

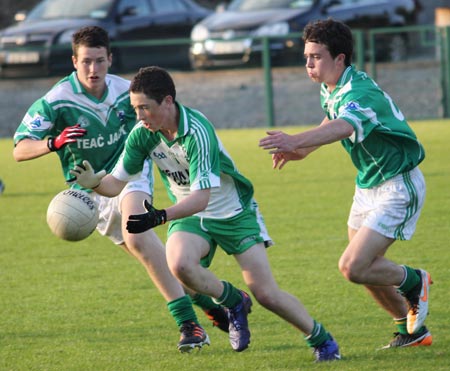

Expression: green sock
xmin=304 ymin=320 xmax=331 ymax=348
xmin=191 ymin=293 xmax=221 ymax=311
xmin=167 ymin=295 xmax=199 ymax=327
xmin=394 ymin=317 xmax=408 ymax=335
xmin=212 ymin=280 xmax=242 ymax=308
xmin=394 ymin=317 xmax=426 ymax=335
xmin=397 ymin=265 xmax=420 ymax=295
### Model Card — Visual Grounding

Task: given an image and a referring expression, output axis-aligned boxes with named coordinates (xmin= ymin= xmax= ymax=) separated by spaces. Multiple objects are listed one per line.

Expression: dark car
xmin=189 ymin=0 xmax=421 ymax=69
xmin=0 ymin=0 xmax=212 ymax=77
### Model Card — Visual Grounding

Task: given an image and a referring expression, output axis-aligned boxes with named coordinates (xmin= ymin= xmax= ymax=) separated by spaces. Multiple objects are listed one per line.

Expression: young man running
xmin=259 ymin=19 xmax=432 ymax=349
xmin=13 ymin=26 xmax=227 ymax=352
xmin=70 ymin=66 xmax=341 ymax=362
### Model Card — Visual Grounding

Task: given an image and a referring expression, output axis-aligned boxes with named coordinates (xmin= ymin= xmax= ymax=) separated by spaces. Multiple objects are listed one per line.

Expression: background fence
xmin=0 ymin=24 xmax=449 ymax=137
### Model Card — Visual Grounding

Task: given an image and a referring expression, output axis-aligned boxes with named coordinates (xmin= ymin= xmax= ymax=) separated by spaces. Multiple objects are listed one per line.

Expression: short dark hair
xmin=130 ymin=66 xmax=176 ymax=104
xmin=72 ymin=26 xmax=111 ymax=57
xmin=302 ymin=19 xmax=353 ymax=66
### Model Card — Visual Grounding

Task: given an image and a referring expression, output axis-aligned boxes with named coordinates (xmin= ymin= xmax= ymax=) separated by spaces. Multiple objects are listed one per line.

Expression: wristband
xmin=47 ymin=137 xmax=56 ymax=152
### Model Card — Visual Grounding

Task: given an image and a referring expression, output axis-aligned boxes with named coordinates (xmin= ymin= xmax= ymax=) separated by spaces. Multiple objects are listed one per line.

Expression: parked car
xmin=189 ymin=0 xmax=421 ymax=69
xmin=0 ymin=0 xmax=212 ymax=78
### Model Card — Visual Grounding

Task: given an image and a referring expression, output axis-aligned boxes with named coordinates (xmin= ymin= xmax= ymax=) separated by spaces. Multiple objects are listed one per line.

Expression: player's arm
xmin=165 ymin=189 xmax=210 ymax=220
xmin=13 ymin=124 xmax=87 ymax=162
xmin=69 ymin=160 xmax=126 ymax=197
xmin=267 ymin=116 xmax=340 ymax=169
xmin=126 ymin=189 xmax=210 ymax=234
xmin=13 ymin=138 xmax=51 ymax=161
xmin=93 ymin=174 xmax=127 ymax=197
xmin=259 ymin=118 xmax=353 ymax=154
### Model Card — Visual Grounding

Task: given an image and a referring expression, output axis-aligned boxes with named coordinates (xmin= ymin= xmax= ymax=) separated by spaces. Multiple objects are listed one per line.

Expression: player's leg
xmin=184 ymin=286 xmax=229 ymax=333
xmin=165 ymin=228 xmax=251 ymax=352
xmin=121 ymin=191 xmax=186 ymax=301
xmin=346 ymin=227 xmax=409 ymax=318
xmin=339 ymin=226 xmax=403 ymax=286
xmin=344 ymin=168 xmax=431 ymax=335
xmin=120 ymin=191 xmax=209 ymax=352
xmin=234 ymin=242 xmax=340 ymax=361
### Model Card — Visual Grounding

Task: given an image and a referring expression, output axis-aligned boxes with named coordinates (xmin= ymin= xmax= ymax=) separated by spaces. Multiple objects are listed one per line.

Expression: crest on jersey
xmin=344 ymin=101 xmax=360 ymax=111
xmin=77 ymin=115 xmax=90 ymax=128
xmin=25 ymin=114 xmax=50 ymax=131
xmin=116 ymin=110 xmax=125 ymax=123
xmin=29 ymin=115 xmax=44 ymax=129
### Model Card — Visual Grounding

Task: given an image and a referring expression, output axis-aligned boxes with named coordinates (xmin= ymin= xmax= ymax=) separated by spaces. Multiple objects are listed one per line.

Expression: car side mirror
xmin=120 ymin=6 xmax=138 ymax=17
xmin=115 ymin=6 xmax=138 ymax=23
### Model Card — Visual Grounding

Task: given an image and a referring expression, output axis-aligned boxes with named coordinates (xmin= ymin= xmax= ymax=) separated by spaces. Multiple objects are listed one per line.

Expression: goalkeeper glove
xmin=47 ymin=124 xmax=87 ymax=151
xmin=127 ymin=200 xmax=167 ymax=234
xmin=69 ymin=160 xmax=106 ymax=189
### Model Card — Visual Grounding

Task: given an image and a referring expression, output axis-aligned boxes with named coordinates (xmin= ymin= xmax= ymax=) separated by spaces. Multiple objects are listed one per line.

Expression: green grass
xmin=1 ymin=120 xmax=449 ymax=371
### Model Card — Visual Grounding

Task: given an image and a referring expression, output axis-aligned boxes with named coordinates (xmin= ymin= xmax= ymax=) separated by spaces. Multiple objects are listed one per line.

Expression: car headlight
xmin=254 ymin=22 xmax=289 ymax=37
xmin=56 ymin=29 xmax=78 ymax=45
xmin=191 ymin=24 xmax=210 ymax=42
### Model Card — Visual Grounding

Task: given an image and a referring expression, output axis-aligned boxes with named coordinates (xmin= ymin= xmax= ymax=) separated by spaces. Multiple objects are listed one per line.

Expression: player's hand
xmin=272 ymin=149 xmax=310 ymax=169
xmin=126 ymin=200 xmax=167 ymax=234
xmin=47 ymin=124 xmax=87 ymax=151
xmin=259 ymin=130 xmax=296 ymax=154
xmin=69 ymin=160 xmax=106 ymax=189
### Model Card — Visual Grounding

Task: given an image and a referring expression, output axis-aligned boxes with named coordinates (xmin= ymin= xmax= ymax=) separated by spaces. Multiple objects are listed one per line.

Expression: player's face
xmin=304 ymin=42 xmax=345 ymax=91
xmin=130 ymin=92 xmax=173 ymax=133
xmin=72 ymin=45 xmax=112 ymax=99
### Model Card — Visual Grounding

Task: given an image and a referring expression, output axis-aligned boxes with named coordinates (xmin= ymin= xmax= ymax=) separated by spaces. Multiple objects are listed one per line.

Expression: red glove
xmin=47 ymin=124 xmax=87 ymax=151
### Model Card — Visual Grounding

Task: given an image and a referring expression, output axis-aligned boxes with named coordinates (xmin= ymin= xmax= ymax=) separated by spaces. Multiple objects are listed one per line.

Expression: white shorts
xmin=347 ymin=167 xmax=425 ymax=240
xmin=93 ymin=160 xmax=153 ymax=245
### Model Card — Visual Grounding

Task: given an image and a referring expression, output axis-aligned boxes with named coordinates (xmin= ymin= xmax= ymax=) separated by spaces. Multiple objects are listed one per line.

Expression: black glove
xmin=126 ymin=200 xmax=167 ymax=234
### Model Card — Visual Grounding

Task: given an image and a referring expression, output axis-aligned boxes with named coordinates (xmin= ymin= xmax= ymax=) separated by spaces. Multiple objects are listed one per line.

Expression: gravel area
xmin=0 ymin=60 xmax=442 ymax=138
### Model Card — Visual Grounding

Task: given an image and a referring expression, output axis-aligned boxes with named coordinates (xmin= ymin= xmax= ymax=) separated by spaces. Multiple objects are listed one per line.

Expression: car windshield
xmin=228 ymin=0 xmax=314 ymax=11
xmin=26 ymin=0 xmax=113 ymax=20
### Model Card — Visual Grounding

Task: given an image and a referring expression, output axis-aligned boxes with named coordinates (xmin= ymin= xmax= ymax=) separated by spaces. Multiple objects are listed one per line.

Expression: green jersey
xmin=113 ymin=102 xmax=254 ymax=219
xmin=321 ymin=66 xmax=425 ymax=188
xmin=14 ymin=72 xmax=137 ymax=189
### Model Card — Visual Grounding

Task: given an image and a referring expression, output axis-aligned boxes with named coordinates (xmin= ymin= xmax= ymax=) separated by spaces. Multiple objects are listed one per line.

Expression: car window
xmin=326 ymin=0 xmax=382 ymax=7
xmin=26 ymin=0 xmax=113 ymax=20
xmin=152 ymin=0 xmax=188 ymax=13
xmin=117 ymin=0 xmax=152 ymax=16
xmin=228 ymin=0 xmax=313 ymax=11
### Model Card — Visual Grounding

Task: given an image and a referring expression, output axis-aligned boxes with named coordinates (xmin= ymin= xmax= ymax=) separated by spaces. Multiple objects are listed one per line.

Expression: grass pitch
xmin=0 ymin=120 xmax=449 ymax=370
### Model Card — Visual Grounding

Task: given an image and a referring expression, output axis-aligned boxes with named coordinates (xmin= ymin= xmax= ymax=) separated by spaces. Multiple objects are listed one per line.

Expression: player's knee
xmin=338 ymin=258 xmax=365 ymax=284
xmin=124 ymin=230 xmax=163 ymax=255
xmin=252 ymin=286 xmax=279 ymax=310
xmin=168 ymin=260 xmax=196 ymax=283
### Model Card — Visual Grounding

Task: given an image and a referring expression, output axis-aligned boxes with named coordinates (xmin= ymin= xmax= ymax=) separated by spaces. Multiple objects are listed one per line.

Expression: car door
xmin=113 ymin=0 xmax=156 ymax=71
xmin=147 ymin=0 xmax=196 ymax=68
xmin=113 ymin=0 xmax=195 ymax=71
xmin=323 ymin=0 xmax=392 ymax=29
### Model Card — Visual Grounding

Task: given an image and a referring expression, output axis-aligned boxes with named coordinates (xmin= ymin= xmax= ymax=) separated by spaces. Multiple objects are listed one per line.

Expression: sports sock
xmin=191 ymin=293 xmax=221 ymax=310
xmin=304 ymin=320 xmax=331 ymax=347
xmin=397 ymin=265 xmax=421 ymax=295
xmin=167 ymin=295 xmax=199 ymax=327
xmin=394 ymin=317 xmax=427 ymax=336
xmin=394 ymin=317 xmax=408 ymax=335
xmin=212 ymin=280 xmax=242 ymax=308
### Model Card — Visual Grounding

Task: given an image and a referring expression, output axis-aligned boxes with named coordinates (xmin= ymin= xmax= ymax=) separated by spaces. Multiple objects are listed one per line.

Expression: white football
xmin=47 ymin=189 xmax=99 ymax=241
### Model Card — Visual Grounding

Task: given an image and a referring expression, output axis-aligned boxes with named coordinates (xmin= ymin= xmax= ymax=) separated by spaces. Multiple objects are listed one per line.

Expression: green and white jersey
xmin=112 ymin=102 xmax=254 ymax=219
xmin=14 ymin=72 xmax=137 ymax=190
xmin=321 ymin=65 xmax=425 ymax=188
